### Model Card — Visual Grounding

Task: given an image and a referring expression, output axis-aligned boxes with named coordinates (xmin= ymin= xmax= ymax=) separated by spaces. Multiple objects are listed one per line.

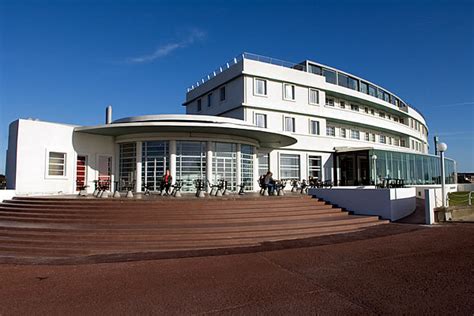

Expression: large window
xmin=176 ymin=141 xmax=206 ymax=192
xmin=360 ymin=81 xmax=368 ymax=94
xmin=258 ymin=153 xmax=269 ymax=176
xmin=309 ymin=89 xmax=319 ymax=105
xmin=255 ymin=78 xmax=267 ymax=96
xmin=240 ymin=145 xmax=254 ymax=190
xmin=326 ymin=126 xmax=336 ymax=136
xmin=308 ymin=64 xmax=322 ymax=75
xmin=213 ymin=142 xmax=237 ymax=191
xmin=280 ymin=154 xmax=300 ymax=179
xmin=207 ymin=93 xmax=212 ymax=107
xmin=337 ymin=73 xmax=349 ymax=88
xmin=308 ymin=155 xmax=322 ymax=179
xmin=119 ymin=143 xmax=136 ymax=189
xmin=350 ymin=104 xmax=359 ymax=111
xmin=380 ymin=135 xmax=386 ymax=144
xmin=283 ymin=83 xmax=295 ymax=100
xmin=142 ymin=141 xmax=169 ymax=191
xmin=310 ymin=120 xmax=320 ymax=135
xmin=284 ymin=117 xmax=295 ymax=132
xmin=340 ymin=128 xmax=347 ymax=138
xmin=368 ymin=84 xmax=377 ymax=97
xmin=255 ymin=113 xmax=267 ymax=128
xmin=322 ymin=68 xmax=337 ymax=84
xmin=48 ymin=152 xmax=66 ymax=176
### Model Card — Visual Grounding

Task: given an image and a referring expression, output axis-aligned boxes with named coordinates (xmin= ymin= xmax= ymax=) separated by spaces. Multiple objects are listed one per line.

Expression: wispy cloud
xmin=434 ymin=101 xmax=474 ymax=108
xmin=128 ymin=29 xmax=206 ymax=64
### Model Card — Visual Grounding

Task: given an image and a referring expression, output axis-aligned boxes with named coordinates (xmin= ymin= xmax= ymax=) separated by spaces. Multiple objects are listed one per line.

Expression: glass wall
xmin=308 ymin=155 xmax=322 ymax=179
xmin=213 ymin=142 xmax=237 ymax=191
xmin=368 ymin=149 xmax=456 ymax=185
xmin=241 ymin=145 xmax=254 ymax=190
xmin=119 ymin=143 xmax=136 ymax=190
xmin=142 ymin=141 xmax=169 ymax=191
xmin=176 ymin=141 xmax=206 ymax=192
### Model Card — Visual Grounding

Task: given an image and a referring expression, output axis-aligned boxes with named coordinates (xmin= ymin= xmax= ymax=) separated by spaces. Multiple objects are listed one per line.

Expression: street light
xmin=371 ymin=154 xmax=378 ymax=186
xmin=437 ymin=142 xmax=447 ymax=207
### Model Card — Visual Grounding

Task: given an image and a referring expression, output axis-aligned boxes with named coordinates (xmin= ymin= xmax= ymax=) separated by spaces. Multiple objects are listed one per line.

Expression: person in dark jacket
xmin=160 ymin=169 xmax=172 ymax=195
xmin=264 ymin=171 xmax=276 ymax=195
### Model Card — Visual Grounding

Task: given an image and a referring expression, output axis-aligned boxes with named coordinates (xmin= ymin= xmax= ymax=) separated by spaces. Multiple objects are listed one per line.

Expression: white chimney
xmin=106 ymin=105 xmax=112 ymax=124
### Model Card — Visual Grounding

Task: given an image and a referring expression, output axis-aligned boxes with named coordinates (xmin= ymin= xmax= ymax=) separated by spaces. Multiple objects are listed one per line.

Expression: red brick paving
xmin=0 ymin=223 xmax=472 ymax=315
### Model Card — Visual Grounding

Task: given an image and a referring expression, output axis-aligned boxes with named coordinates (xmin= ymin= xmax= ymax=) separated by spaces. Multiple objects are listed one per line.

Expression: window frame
xmin=283 ymin=83 xmax=296 ymax=101
xmin=254 ymin=78 xmax=268 ymax=96
xmin=46 ymin=150 xmax=67 ymax=178
xmin=219 ymin=86 xmax=226 ymax=101
xmin=309 ymin=120 xmax=320 ymax=135
xmin=326 ymin=126 xmax=336 ymax=137
xmin=283 ymin=116 xmax=295 ymax=132
xmin=254 ymin=113 xmax=267 ymax=128
xmin=308 ymin=88 xmax=319 ymax=105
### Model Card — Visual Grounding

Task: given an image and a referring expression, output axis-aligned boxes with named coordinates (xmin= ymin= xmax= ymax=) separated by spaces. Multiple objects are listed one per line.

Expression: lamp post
xmin=371 ymin=154 xmax=378 ymax=186
xmin=437 ymin=142 xmax=448 ymax=207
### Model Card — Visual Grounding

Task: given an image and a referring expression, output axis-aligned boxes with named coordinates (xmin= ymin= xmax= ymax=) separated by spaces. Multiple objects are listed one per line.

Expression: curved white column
xmin=135 ymin=141 xmax=142 ymax=192
xmin=206 ymin=141 xmax=213 ymax=191
xmin=169 ymin=140 xmax=176 ymax=185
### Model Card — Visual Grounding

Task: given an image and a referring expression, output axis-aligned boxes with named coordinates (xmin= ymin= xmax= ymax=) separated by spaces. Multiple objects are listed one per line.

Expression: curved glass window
xmin=241 ymin=145 xmax=254 ymax=191
xmin=280 ymin=154 xmax=300 ymax=180
xmin=176 ymin=141 xmax=206 ymax=192
xmin=322 ymin=68 xmax=337 ymax=84
xmin=213 ymin=142 xmax=237 ymax=191
xmin=119 ymin=143 xmax=136 ymax=190
xmin=142 ymin=141 xmax=169 ymax=191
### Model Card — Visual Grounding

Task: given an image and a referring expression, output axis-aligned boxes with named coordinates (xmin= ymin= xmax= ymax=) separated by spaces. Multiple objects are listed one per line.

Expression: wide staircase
xmin=0 ymin=195 xmax=388 ymax=263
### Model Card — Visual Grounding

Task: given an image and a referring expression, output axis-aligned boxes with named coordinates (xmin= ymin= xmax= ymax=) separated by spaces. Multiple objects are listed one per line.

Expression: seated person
xmin=160 ymin=169 xmax=172 ymax=194
xmin=264 ymin=171 xmax=276 ymax=194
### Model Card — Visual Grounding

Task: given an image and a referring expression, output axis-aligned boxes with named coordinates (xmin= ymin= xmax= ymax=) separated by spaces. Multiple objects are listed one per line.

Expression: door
xmin=98 ymin=155 xmax=112 ymax=190
xmin=76 ymin=155 xmax=87 ymax=191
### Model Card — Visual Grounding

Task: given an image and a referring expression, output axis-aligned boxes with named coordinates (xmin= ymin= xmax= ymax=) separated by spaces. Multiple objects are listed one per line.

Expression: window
xmin=284 ymin=117 xmax=295 ymax=132
xmin=283 ymin=83 xmax=295 ymax=100
xmin=322 ymin=68 xmax=337 ymax=84
xmin=394 ymin=139 xmax=400 ymax=146
xmin=348 ymin=76 xmax=359 ymax=91
xmin=119 ymin=143 xmax=136 ymax=189
xmin=280 ymin=154 xmax=300 ymax=179
xmin=340 ymin=128 xmax=347 ymax=138
xmin=308 ymin=155 xmax=322 ymax=179
xmin=365 ymin=132 xmax=370 ymax=141
xmin=255 ymin=78 xmax=267 ymax=96
xmin=383 ymin=91 xmax=390 ymax=103
xmin=142 ymin=141 xmax=169 ymax=192
xmin=379 ymin=112 xmax=385 ymax=118
xmin=388 ymin=137 xmax=392 ymax=145
xmin=337 ymin=73 xmax=349 ymax=88
xmin=197 ymin=99 xmax=202 ymax=112
xmin=310 ymin=120 xmax=320 ymax=135
xmin=255 ymin=113 xmax=267 ymax=128
xmin=399 ymin=118 xmax=405 ymax=124
xmin=371 ymin=133 xmax=376 ymax=142
xmin=360 ymin=81 xmax=369 ymax=94
xmin=176 ymin=141 xmax=207 ymax=192
xmin=365 ymin=107 xmax=369 ymax=114
xmin=370 ymin=109 xmax=375 ymax=115
xmin=377 ymin=88 xmax=384 ymax=100
xmin=326 ymin=126 xmax=335 ymax=136
xmin=394 ymin=117 xmax=399 ymax=122
xmin=48 ymin=152 xmax=66 ymax=176
xmin=380 ymin=135 xmax=386 ymax=144
xmin=219 ymin=86 xmax=226 ymax=101
xmin=368 ymin=85 xmax=377 ymax=97
xmin=350 ymin=104 xmax=359 ymax=111
xmin=351 ymin=130 xmax=360 ymax=140
xmin=401 ymin=139 xmax=406 ymax=147
xmin=207 ymin=93 xmax=212 ymax=107
xmin=258 ymin=153 xmax=269 ymax=176
xmin=340 ymin=101 xmax=345 ymax=109
xmin=309 ymin=89 xmax=319 ymax=105
xmin=308 ymin=64 xmax=322 ymax=75
xmin=240 ymin=145 xmax=254 ymax=191
xmin=325 ymin=97 xmax=334 ymax=106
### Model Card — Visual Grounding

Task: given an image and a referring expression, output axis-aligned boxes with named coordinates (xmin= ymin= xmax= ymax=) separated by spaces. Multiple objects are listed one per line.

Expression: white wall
xmin=308 ymin=187 xmax=416 ymax=221
xmin=8 ymin=119 xmax=115 ymax=195
xmin=411 ymin=184 xmax=458 ymax=199
xmin=458 ymin=183 xmax=474 ymax=192
xmin=0 ymin=190 xmax=16 ymax=202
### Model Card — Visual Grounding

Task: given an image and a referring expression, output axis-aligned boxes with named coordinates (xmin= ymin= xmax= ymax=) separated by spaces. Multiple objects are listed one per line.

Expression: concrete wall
xmin=7 ymin=119 xmax=115 ymax=195
xmin=411 ymin=184 xmax=458 ymax=200
xmin=308 ymin=187 xmax=416 ymax=221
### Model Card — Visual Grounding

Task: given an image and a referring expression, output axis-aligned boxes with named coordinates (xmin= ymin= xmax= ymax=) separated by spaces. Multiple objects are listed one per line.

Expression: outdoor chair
xmin=275 ymin=180 xmax=287 ymax=196
xmin=258 ymin=177 xmax=268 ymax=196
xmin=142 ymin=183 xmax=153 ymax=196
xmin=237 ymin=182 xmax=246 ymax=195
xmin=76 ymin=180 xmax=88 ymax=197
xmin=290 ymin=180 xmax=300 ymax=193
xmin=207 ymin=180 xmax=221 ymax=196
xmin=322 ymin=180 xmax=333 ymax=188
xmin=300 ymin=179 xmax=308 ymax=194
xmin=171 ymin=180 xmax=182 ymax=197
xmin=194 ymin=179 xmax=206 ymax=198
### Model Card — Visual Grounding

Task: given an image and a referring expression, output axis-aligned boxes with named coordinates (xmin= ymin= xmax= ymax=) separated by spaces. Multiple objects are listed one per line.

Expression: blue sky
xmin=0 ymin=0 xmax=473 ymax=173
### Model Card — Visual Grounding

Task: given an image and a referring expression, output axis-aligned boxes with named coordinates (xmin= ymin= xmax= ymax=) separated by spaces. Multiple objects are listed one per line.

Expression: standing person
xmin=264 ymin=171 xmax=276 ymax=195
xmin=160 ymin=169 xmax=172 ymax=195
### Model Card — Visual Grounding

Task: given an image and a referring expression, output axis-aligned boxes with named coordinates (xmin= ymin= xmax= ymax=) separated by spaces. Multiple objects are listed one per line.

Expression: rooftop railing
xmin=186 ymin=52 xmax=425 ymax=121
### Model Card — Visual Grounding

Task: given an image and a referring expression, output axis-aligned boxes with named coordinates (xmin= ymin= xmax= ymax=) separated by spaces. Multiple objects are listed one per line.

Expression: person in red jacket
xmin=160 ymin=169 xmax=172 ymax=195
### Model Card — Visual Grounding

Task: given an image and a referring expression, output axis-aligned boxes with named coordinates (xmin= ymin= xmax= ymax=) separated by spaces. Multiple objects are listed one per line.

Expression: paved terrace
xmin=0 ymin=223 xmax=472 ymax=314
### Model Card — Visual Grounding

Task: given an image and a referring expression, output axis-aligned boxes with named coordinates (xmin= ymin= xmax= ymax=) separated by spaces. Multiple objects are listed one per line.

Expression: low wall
xmin=410 ymin=184 xmax=458 ymax=199
xmin=458 ymin=183 xmax=474 ymax=192
xmin=0 ymin=190 xmax=16 ymax=202
xmin=308 ymin=187 xmax=416 ymax=221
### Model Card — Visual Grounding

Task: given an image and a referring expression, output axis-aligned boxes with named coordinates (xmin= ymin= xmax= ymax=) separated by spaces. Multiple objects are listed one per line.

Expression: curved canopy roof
xmin=75 ymin=114 xmax=297 ymax=148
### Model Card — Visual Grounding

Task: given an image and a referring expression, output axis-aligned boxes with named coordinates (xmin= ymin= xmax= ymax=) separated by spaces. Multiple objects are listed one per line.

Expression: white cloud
xmin=128 ymin=29 xmax=206 ymax=64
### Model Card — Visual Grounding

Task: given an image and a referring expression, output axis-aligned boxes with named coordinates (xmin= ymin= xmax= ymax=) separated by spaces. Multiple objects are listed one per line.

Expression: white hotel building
xmin=5 ymin=53 xmax=456 ymax=195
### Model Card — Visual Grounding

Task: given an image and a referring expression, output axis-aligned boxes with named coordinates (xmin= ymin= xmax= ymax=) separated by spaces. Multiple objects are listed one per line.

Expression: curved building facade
xmin=5 ymin=53 xmax=456 ymax=195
